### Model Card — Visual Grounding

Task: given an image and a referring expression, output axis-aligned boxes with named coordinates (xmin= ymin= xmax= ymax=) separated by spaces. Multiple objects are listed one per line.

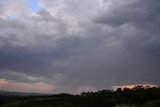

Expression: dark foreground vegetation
xmin=0 ymin=85 xmax=160 ymax=107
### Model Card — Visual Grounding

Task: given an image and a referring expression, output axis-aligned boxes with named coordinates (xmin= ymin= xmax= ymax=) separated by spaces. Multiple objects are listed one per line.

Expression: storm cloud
xmin=0 ymin=0 xmax=160 ymax=93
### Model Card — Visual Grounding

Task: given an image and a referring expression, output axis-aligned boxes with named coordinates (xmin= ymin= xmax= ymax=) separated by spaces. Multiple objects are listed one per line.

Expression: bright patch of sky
xmin=26 ymin=0 xmax=40 ymax=12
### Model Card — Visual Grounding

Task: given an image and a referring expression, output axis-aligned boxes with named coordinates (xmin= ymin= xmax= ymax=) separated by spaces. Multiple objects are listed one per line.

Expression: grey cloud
xmin=0 ymin=1 xmax=4 ymax=15
xmin=94 ymin=0 xmax=160 ymax=55
xmin=0 ymin=70 xmax=45 ymax=83
xmin=94 ymin=0 xmax=160 ymax=27
xmin=50 ymin=41 xmax=160 ymax=93
xmin=0 ymin=0 xmax=160 ymax=93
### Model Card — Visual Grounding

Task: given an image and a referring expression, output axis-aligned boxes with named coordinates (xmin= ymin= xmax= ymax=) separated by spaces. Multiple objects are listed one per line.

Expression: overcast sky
xmin=0 ymin=0 xmax=160 ymax=94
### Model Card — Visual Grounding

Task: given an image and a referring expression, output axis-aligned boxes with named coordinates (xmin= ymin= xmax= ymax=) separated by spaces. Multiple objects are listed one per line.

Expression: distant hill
xmin=0 ymin=90 xmax=49 ymax=96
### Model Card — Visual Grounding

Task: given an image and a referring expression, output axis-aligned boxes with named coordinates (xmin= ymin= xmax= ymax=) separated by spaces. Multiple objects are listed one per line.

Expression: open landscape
xmin=0 ymin=85 xmax=160 ymax=107
xmin=0 ymin=0 xmax=160 ymax=106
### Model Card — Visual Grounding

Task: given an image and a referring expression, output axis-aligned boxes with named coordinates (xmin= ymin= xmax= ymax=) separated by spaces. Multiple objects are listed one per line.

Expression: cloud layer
xmin=0 ymin=0 xmax=160 ymax=93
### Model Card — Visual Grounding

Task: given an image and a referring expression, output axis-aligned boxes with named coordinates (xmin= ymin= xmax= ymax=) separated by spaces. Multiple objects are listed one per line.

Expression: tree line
xmin=0 ymin=85 xmax=160 ymax=107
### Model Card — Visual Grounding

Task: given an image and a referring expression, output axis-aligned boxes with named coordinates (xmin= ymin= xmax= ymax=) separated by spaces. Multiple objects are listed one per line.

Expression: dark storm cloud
xmin=0 ymin=0 xmax=160 ymax=93
xmin=94 ymin=0 xmax=160 ymax=56
xmin=94 ymin=0 xmax=160 ymax=27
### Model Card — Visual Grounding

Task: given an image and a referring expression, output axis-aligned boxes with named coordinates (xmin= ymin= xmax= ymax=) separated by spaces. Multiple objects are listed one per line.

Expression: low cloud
xmin=0 ymin=79 xmax=54 ymax=93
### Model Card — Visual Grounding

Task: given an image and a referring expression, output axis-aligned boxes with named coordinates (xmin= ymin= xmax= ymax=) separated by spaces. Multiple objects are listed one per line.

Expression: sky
xmin=0 ymin=0 xmax=160 ymax=94
xmin=26 ymin=0 xmax=40 ymax=12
